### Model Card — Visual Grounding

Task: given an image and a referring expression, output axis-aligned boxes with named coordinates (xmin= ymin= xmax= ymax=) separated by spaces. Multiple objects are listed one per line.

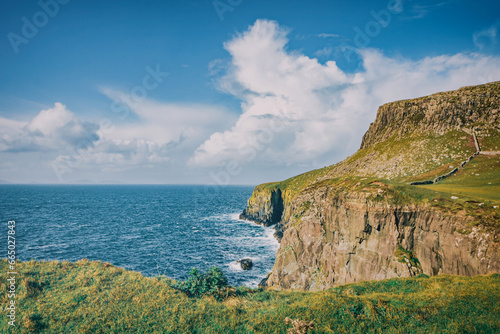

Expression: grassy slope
xmin=259 ymin=129 xmax=498 ymax=199
xmin=1 ymin=260 xmax=500 ymax=333
xmin=255 ymin=130 xmax=500 ymax=235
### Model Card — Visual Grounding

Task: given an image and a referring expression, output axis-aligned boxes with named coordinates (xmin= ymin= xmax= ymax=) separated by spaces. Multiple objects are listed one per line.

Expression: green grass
xmin=419 ymin=154 xmax=500 ymax=203
xmin=1 ymin=260 xmax=500 ymax=333
xmin=253 ymin=129 xmax=479 ymax=201
xmin=252 ymin=166 xmax=499 ymax=233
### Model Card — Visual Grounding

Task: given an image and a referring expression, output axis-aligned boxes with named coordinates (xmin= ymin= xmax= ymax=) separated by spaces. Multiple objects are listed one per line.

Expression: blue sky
xmin=0 ymin=0 xmax=499 ymax=184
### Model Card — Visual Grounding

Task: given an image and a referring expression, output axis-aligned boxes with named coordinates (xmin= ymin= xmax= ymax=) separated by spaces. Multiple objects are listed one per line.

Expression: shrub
xmin=171 ymin=267 xmax=229 ymax=300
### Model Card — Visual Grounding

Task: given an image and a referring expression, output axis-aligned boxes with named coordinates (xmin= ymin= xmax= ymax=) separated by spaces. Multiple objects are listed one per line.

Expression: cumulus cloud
xmin=190 ymin=19 xmax=500 ymax=169
xmin=0 ymin=102 xmax=99 ymax=152
xmin=190 ymin=20 xmax=353 ymax=168
xmin=70 ymin=88 xmax=239 ymax=171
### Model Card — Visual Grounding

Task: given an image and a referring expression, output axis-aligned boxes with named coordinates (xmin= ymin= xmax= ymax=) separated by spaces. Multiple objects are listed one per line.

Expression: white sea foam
xmin=200 ymin=212 xmax=244 ymax=222
xmin=227 ymin=261 xmax=244 ymax=272
xmin=230 ymin=213 xmax=243 ymax=221
xmin=263 ymin=227 xmax=280 ymax=250
xmin=246 ymin=278 xmax=263 ymax=288
xmin=200 ymin=213 xmax=230 ymax=221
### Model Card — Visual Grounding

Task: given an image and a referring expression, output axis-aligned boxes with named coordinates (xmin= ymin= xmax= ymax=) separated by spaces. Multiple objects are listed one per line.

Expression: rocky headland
xmin=242 ymin=81 xmax=500 ymax=290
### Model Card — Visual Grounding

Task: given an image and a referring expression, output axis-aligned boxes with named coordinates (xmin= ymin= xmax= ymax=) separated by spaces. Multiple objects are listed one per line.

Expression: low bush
xmin=171 ymin=266 xmax=229 ymax=300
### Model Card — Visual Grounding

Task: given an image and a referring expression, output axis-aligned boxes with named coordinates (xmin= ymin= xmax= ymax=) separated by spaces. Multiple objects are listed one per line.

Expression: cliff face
xmin=245 ymin=187 xmax=499 ymax=290
xmin=240 ymin=187 xmax=285 ymax=239
xmin=242 ymin=82 xmax=500 ymax=290
xmin=240 ymin=187 xmax=283 ymax=226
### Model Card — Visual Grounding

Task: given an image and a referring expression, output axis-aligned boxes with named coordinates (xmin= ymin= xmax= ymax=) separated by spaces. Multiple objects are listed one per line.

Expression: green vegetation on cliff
xmin=1 ymin=259 xmax=500 ymax=333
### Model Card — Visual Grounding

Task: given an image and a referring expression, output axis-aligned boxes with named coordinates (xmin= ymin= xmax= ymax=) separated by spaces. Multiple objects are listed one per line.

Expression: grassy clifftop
xmin=1 ymin=259 xmax=500 ymax=333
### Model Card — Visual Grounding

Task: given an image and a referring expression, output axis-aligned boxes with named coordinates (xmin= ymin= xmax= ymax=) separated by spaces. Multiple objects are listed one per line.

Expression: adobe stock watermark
xmin=6 ymin=220 xmax=17 ymax=327
xmin=7 ymin=0 xmax=71 ymax=54
xmin=339 ymin=0 xmax=409 ymax=63
xmin=213 ymin=0 xmax=243 ymax=21
xmin=51 ymin=64 xmax=169 ymax=182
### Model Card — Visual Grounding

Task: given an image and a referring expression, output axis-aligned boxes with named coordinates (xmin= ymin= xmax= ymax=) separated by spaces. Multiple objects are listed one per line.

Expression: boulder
xmin=237 ymin=258 xmax=253 ymax=270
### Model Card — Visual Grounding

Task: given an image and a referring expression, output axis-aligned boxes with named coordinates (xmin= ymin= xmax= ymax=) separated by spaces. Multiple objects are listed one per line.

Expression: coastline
xmin=239 ymin=209 xmax=282 ymax=287
xmin=239 ymin=210 xmax=284 ymax=242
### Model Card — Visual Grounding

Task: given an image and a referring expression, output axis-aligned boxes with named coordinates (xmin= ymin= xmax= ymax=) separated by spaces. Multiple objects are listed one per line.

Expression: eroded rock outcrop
xmin=240 ymin=186 xmax=285 ymax=239
xmin=360 ymin=84 xmax=500 ymax=150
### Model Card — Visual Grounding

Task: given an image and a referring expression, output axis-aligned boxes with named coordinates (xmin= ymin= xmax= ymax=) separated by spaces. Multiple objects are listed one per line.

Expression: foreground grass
xmin=1 ymin=260 xmax=499 ymax=333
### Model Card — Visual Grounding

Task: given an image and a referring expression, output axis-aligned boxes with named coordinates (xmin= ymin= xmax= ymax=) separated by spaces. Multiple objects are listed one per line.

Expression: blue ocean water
xmin=0 ymin=185 xmax=279 ymax=287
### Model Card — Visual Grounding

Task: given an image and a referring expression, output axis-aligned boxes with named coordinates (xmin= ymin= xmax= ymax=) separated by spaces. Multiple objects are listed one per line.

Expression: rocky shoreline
xmin=239 ymin=198 xmax=285 ymax=241
xmin=239 ymin=204 xmax=284 ymax=287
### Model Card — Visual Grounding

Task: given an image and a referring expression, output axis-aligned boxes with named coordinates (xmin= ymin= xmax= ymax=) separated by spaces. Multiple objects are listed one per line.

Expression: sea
xmin=0 ymin=185 xmax=279 ymax=287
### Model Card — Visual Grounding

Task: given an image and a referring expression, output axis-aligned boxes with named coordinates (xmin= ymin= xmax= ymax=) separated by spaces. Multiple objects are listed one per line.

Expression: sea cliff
xmin=242 ymin=81 xmax=500 ymax=290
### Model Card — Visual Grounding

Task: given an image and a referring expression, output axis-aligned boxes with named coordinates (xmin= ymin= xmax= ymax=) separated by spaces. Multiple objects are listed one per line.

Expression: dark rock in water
xmin=238 ymin=258 xmax=253 ymax=270
xmin=239 ymin=211 xmax=247 ymax=220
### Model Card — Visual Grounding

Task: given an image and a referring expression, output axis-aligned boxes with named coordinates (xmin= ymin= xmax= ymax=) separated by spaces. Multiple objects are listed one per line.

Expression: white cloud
xmin=191 ymin=19 xmax=500 ymax=170
xmin=0 ymin=98 xmax=237 ymax=182
xmin=0 ymin=102 xmax=99 ymax=152
xmin=0 ymin=117 xmax=24 ymax=151
xmin=190 ymin=20 xmax=352 ymax=167
xmin=99 ymin=87 xmax=236 ymax=147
